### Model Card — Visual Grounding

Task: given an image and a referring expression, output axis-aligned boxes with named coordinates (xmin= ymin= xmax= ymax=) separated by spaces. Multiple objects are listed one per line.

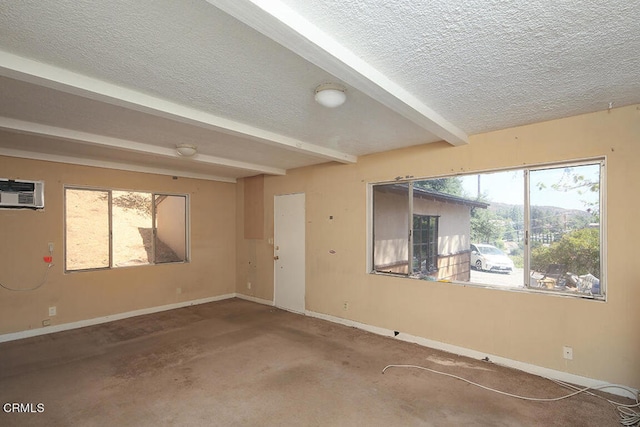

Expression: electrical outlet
xmin=48 ymin=306 xmax=56 ymax=316
xmin=343 ymin=301 xmax=349 ymax=310
xmin=42 ymin=319 xmax=51 ymax=326
xmin=247 ymin=282 xmax=252 ymax=289
xmin=563 ymin=346 xmax=573 ymax=360
xmin=48 ymin=242 xmax=54 ymax=252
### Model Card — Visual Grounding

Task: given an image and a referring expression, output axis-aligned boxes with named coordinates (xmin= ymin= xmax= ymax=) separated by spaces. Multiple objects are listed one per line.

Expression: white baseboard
xmin=0 ymin=293 xmax=236 ymax=343
xmin=235 ymin=293 xmax=274 ymax=306
xmin=305 ymin=309 xmax=638 ymax=400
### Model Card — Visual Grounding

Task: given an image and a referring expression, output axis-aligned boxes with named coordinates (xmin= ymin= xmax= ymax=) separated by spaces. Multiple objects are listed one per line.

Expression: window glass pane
xmin=414 ymin=172 xmax=524 ymax=286
xmin=154 ymin=195 xmax=187 ymax=263
xmin=529 ymin=164 xmax=601 ymax=295
xmin=412 ymin=178 xmax=464 ymax=280
xmin=373 ymin=184 xmax=409 ymax=274
xmin=413 ymin=215 xmax=420 ymax=229
xmin=65 ymin=188 xmax=109 ymax=270
xmin=112 ymin=191 xmax=152 ymax=267
xmin=464 ymin=171 xmax=525 ymax=288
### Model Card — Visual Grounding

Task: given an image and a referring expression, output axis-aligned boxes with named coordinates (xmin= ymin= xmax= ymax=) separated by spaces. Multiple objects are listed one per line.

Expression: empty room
xmin=1 ymin=1 xmax=639 ymax=426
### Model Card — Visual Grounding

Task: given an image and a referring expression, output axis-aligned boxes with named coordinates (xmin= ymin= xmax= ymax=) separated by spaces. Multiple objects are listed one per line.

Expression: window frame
xmin=367 ymin=158 xmax=606 ymax=301
xmin=64 ymin=185 xmax=190 ymax=273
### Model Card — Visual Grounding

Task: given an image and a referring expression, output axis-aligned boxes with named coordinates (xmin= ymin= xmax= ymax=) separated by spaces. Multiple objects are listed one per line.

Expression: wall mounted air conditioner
xmin=0 ymin=179 xmax=45 ymax=209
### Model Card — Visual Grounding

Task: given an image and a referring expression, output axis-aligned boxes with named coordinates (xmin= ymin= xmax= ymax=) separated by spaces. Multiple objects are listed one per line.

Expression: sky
xmin=459 ymin=164 xmax=600 ymax=211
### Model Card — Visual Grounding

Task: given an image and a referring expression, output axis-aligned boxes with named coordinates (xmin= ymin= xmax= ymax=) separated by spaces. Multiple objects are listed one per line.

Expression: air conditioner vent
xmin=18 ymin=192 xmax=35 ymax=205
xmin=0 ymin=180 xmax=34 ymax=192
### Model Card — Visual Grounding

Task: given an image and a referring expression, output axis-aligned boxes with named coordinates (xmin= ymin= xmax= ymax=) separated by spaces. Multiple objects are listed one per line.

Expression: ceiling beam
xmin=0 ymin=147 xmax=237 ymax=183
xmin=0 ymin=50 xmax=357 ymax=164
xmin=0 ymin=117 xmax=287 ymax=176
xmin=208 ymin=0 xmax=469 ymax=146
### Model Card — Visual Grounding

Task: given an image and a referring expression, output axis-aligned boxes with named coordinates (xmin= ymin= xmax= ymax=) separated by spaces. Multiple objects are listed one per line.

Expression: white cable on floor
xmin=382 ymin=364 xmax=640 ymax=426
xmin=550 ymin=378 xmax=640 ymax=427
xmin=0 ymin=263 xmax=53 ymax=291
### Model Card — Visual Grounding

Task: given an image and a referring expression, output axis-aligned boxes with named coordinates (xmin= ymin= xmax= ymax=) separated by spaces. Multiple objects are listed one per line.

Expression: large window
xmin=371 ymin=160 xmax=604 ymax=299
xmin=65 ymin=187 xmax=189 ymax=271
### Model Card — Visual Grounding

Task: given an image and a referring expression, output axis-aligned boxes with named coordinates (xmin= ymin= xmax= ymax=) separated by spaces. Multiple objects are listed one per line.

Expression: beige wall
xmin=237 ymin=104 xmax=640 ymax=388
xmin=0 ymin=156 xmax=236 ymax=334
xmin=244 ymin=175 xmax=264 ymax=240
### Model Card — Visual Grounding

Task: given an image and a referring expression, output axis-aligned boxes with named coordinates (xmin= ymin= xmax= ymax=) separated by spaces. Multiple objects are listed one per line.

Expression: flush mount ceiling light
xmin=176 ymin=143 xmax=197 ymax=157
xmin=314 ymin=83 xmax=346 ymax=108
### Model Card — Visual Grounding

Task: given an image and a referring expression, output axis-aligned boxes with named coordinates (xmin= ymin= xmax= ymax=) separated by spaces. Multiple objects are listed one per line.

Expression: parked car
xmin=470 ymin=243 xmax=514 ymax=273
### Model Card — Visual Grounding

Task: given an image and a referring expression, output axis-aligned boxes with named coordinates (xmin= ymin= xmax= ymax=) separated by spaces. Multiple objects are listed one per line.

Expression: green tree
xmin=531 ymin=206 xmax=564 ymax=235
xmin=470 ymin=207 xmax=505 ymax=245
xmin=414 ymin=177 xmax=464 ymax=196
xmin=531 ymin=228 xmax=600 ymax=278
xmin=510 ymin=243 xmax=524 ymax=268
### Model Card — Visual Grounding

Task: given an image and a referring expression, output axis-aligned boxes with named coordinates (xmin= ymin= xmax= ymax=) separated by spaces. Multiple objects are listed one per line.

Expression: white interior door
xmin=274 ymin=193 xmax=305 ymax=313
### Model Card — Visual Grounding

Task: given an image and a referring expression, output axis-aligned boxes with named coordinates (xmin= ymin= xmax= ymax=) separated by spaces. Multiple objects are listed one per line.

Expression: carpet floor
xmin=0 ymin=298 xmax=630 ymax=426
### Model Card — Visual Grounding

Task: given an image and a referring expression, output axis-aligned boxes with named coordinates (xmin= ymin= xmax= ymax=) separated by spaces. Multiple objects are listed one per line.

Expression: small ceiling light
xmin=314 ymin=83 xmax=346 ymax=108
xmin=176 ymin=144 xmax=197 ymax=157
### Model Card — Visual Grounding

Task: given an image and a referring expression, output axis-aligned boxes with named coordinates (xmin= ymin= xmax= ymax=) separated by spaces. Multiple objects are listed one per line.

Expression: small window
xmin=412 ymin=215 xmax=439 ymax=274
xmin=65 ymin=188 xmax=189 ymax=272
xmin=370 ymin=160 xmax=605 ymax=299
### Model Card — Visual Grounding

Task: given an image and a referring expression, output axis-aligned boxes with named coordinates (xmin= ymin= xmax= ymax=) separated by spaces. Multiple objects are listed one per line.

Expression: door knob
xmin=274 ymin=256 xmax=279 ymax=260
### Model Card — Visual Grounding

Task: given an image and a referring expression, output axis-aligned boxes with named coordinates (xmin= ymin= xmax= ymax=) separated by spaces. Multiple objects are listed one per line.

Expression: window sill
xmin=370 ymin=271 xmax=606 ymax=301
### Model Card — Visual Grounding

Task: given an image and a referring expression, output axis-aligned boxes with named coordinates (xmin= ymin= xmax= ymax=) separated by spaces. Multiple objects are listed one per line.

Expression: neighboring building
xmin=373 ymin=184 xmax=488 ymax=281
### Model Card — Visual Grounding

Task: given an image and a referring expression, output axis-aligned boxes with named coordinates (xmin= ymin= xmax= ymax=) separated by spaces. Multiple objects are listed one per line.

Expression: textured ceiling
xmin=0 ymin=0 xmax=638 ymax=181
xmin=0 ymin=76 xmax=324 ymax=171
xmin=281 ymin=0 xmax=640 ymax=134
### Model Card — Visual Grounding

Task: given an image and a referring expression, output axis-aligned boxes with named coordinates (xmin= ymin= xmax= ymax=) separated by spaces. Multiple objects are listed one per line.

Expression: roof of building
xmin=378 ymin=183 xmax=490 ymax=209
